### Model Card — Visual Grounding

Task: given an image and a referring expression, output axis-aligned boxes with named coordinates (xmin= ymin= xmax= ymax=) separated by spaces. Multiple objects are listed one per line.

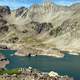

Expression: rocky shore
xmin=15 ymin=50 xmax=64 ymax=58
xmin=14 ymin=47 xmax=64 ymax=58
xmin=0 ymin=53 xmax=9 ymax=69
xmin=15 ymin=48 xmax=80 ymax=58
xmin=0 ymin=45 xmax=9 ymax=50
xmin=0 ymin=67 xmax=74 ymax=80
xmin=0 ymin=43 xmax=80 ymax=58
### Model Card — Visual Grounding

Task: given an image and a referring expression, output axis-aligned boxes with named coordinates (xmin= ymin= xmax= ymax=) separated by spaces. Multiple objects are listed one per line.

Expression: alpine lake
xmin=0 ymin=50 xmax=80 ymax=80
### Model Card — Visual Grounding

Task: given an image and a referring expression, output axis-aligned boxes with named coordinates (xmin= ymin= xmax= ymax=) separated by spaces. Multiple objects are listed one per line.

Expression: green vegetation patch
xmin=0 ymin=69 xmax=21 ymax=75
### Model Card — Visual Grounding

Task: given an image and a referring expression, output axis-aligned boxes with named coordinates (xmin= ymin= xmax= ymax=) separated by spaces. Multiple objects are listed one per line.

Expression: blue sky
xmin=0 ymin=0 xmax=80 ymax=9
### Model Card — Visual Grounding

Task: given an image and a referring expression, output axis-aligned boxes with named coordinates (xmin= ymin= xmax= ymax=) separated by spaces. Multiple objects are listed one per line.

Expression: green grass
xmin=0 ymin=69 xmax=21 ymax=75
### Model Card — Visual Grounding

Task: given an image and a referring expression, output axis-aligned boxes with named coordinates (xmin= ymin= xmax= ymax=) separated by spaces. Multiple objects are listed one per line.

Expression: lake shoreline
xmin=15 ymin=51 xmax=64 ymax=58
xmin=0 ymin=43 xmax=80 ymax=58
xmin=14 ymin=49 xmax=80 ymax=58
xmin=0 ymin=53 xmax=10 ymax=69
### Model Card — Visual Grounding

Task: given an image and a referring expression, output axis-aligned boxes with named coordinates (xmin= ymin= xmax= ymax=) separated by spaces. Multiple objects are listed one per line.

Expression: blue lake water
xmin=0 ymin=50 xmax=80 ymax=80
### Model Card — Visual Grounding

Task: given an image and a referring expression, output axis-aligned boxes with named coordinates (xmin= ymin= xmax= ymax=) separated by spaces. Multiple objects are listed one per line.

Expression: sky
xmin=0 ymin=0 xmax=80 ymax=9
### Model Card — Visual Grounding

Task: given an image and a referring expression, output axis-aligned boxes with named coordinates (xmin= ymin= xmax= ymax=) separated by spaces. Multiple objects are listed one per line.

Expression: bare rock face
xmin=28 ymin=21 xmax=53 ymax=34
xmin=35 ymin=22 xmax=53 ymax=33
xmin=0 ymin=6 xmax=11 ymax=17
xmin=0 ymin=18 xmax=9 ymax=33
xmin=0 ymin=6 xmax=10 ymax=33
xmin=15 ymin=7 xmax=28 ymax=17
xmin=0 ymin=25 xmax=8 ymax=32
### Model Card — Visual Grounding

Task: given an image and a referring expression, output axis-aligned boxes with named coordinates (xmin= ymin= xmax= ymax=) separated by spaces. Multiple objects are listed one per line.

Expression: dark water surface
xmin=0 ymin=50 xmax=80 ymax=80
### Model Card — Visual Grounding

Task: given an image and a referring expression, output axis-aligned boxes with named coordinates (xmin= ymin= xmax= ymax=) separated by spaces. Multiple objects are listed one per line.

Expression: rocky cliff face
xmin=0 ymin=3 xmax=80 ymax=54
xmin=0 ymin=6 xmax=11 ymax=34
xmin=0 ymin=6 xmax=11 ymax=16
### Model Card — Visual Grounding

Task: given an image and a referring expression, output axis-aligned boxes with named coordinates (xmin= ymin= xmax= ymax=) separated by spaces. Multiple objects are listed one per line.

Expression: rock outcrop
xmin=0 ymin=6 xmax=11 ymax=34
xmin=0 ymin=6 xmax=11 ymax=17
xmin=0 ymin=68 xmax=74 ymax=80
xmin=0 ymin=53 xmax=9 ymax=69
xmin=15 ymin=7 xmax=28 ymax=17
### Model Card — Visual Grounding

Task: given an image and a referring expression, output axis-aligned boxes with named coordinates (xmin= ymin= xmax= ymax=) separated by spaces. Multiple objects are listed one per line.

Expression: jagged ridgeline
xmin=0 ymin=2 xmax=80 ymax=52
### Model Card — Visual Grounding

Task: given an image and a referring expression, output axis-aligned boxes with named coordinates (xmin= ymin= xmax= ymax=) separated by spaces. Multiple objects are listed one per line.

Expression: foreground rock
xmin=0 ymin=67 xmax=74 ymax=80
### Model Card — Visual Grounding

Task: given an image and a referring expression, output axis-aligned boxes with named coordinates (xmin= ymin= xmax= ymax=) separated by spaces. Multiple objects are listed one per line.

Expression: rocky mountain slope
xmin=0 ymin=2 xmax=80 ymax=56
